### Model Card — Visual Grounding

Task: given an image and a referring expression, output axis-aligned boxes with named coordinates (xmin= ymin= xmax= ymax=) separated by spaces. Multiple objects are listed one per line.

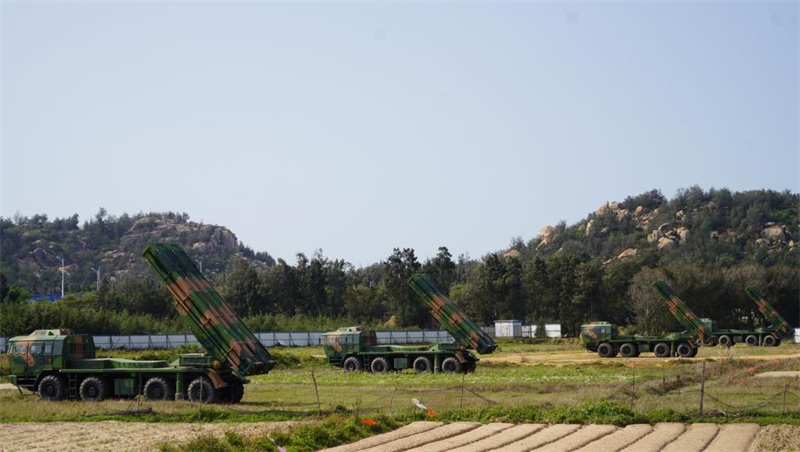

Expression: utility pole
xmin=91 ymin=266 xmax=101 ymax=291
xmin=195 ymin=259 xmax=202 ymax=273
xmin=58 ymin=256 xmax=64 ymax=299
xmin=44 ymin=248 xmax=66 ymax=299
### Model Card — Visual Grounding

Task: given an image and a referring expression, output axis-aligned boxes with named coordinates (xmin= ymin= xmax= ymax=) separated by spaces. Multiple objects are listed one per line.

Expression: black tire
xmin=441 ymin=357 xmax=462 ymax=373
xmin=775 ymin=338 xmax=781 ymax=346
xmin=187 ymin=377 xmax=219 ymax=404
xmin=370 ymin=357 xmax=390 ymax=373
xmin=227 ymin=381 xmax=244 ymax=403
xmin=38 ymin=375 xmax=66 ymax=402
xmin=343 ymin=356 xmax=363 ymax=373
xmin=463 ymin=361 xmax=477 ymax=374
xmin=702 ymin=336 xmax=717 ymax=347
xmin=413 ymin=356 xmax=433 ymax=373
xmin=79 ymin=376 xmax=108 ymax=402
xmin=745 ymin=335 xmax=758 ymax=346
xmin=718 ymin=335 xmax=733 ymax=347
xmin=763 ymin=335 xmax=777 ymax=347
xmin=689 ymin=346 xmax=699 ymax=357
xmin=143 ymin=377 xmax=175 ymax=402
xmin=597 ymin=342 xmax=616 ymax=358
xmin=620 ymin=343 xmax=638 ymax=358
xmin=676 ymin=342 xmax=694 ymax=358
xmin=653 ymin=342 xmax=671 ymax=358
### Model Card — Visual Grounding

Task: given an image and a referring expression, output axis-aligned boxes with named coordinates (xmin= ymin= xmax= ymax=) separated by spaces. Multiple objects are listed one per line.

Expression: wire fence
xmin=0 ymin=330 xmax=467 ymax=350
xmin=600 ymin=360 xmax=800 ymax=416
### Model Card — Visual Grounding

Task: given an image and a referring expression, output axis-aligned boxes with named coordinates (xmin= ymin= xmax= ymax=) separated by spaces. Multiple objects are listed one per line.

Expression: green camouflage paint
xmin=408 ymin=273 xmax=497 ymax=354
xmin=652 ymin=280 xmax=710 ymax=342
xmin=745 ymin=287 xmax=792 ymax=337
xmin=142 ymin=243 xmax=275 ymax=380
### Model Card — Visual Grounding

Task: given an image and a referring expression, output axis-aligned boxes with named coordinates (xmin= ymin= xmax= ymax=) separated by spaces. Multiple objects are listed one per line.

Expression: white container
xmin=495 ymin=320 xmax=523 ymax=338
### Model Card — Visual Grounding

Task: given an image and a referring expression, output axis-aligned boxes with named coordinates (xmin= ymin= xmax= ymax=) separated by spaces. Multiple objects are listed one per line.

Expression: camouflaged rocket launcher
xmin=745 ymin=287 xmax=792 ymax=340
xmin=142 ymin=243 xmax=276 ymax=380
xmin=322 ymin=273 xmax=492 ymax=374
xmin=408 ymin=273 xmax=497 ymax=355
xmin=6 ymin=244 xmax=274 ymax=404
xmin=652 ymin=280 xmax=711 ymax=346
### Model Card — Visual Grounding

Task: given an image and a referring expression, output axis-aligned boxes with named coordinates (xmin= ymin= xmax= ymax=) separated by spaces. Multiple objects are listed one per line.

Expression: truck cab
xmin=323 ymin=326 xmax=376 ymax=367
xmin=580 ymin=322 xmax=614 ymax=351
xmin=7 ymin=329 xmax=95 ymax=391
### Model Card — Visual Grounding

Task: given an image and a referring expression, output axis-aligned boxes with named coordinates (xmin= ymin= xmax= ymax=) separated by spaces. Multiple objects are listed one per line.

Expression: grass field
xmin=1 ymin=340 xmax=798 ymax=451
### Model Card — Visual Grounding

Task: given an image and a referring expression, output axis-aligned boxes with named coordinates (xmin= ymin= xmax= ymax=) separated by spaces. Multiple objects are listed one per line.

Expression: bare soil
xmin=483 ymin=350 xmax=800 ymax=366
xmin=0 ymin=421 xmax=297 ymax=452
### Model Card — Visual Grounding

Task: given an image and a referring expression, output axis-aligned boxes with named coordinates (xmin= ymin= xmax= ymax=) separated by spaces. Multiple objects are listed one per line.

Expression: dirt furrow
xmin=705 ymin=424 xmax=761 ymax=452
xmin=531 ymin=424 xmax=617 ymax=452
xmin=357 ymin=422 xmax=481 ymax=452
xmin=661 ymin=423 xmax=719 ymax=452
xmin=618 ymin=423 xmax=686 ymax=452
xmin=447 ymin=424 xmax=546 ymax=452
xmin=318 ymin=422 xmax=443 ymax=452
xmin=486 ymin=424 xmax=582 ymax=452
xmin=403 ymin=423 xmax=514 ymax=452
xmin=572 ymin=424 xmax=654 ymax=452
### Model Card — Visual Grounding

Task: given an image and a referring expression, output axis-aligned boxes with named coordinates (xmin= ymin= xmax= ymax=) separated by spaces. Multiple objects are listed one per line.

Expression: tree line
xmin=1 ymin=187 xmax=797 ymax=337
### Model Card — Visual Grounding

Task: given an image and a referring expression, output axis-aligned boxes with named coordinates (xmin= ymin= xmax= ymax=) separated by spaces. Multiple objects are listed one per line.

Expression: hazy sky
xmin=2 ymin=1 xmax=797 ymax=266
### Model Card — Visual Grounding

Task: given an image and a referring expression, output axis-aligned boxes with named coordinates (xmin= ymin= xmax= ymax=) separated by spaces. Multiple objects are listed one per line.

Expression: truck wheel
xmin=144 ymin=377 xmax=175 ymax=401
xmin=441 ymin=357 xmax=462 ymax=373
xmin=619 ymin=343 xmax=638 ymax=358
xmin=412 ymin=356 xmax=432 ymax=373
xmin=763 ymin=335 xmax=777 ymax=347
xmin=745 ymin=335 xmax=758 ymax=346
xmin=79 ymin=376 xmax=108 ymax=402
xmin=653 ymin=342 xmax=670 ymax=358
xmin=718 ymin=335 xmax=732 ymax=347
xmin=689 ymin=346 xmax=699 ymax=357
xmin=463 ymin=361 xmax=477 ymax=373
xmin=676 ymin=343 xmax=694 ymax=358
xmin=702 ymin=336 xmax=717 ymax=347
xmin=597 ymin=343 xmax=616 ymax=358
xmin=370 ymin=357 xmax=390 ymax=373
xmin=187 ymin=377 xmax=220 ymax=404
xmin=343 ymin=356 xmax=363 ymax=373
xmin=38 ymin=375 xmax=66 ymax=402
xmin=227 ymin=381 xmax=244 ymax=403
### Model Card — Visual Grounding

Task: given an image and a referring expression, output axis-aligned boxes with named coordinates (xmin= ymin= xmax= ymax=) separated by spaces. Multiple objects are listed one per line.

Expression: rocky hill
xmin=518 ymin=187 xmax=798 ymax=267
xmin=0 ymin=211 xmax=274 ymax=292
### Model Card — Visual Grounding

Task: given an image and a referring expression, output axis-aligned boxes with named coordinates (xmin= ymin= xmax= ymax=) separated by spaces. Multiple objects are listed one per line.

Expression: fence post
xmin=311 ymin=367 xmax=322 ymax=415
xmin=699 ymin=361 xmax=706 ymax=416
xmin=783 ymin=384 xmax=788 ymax=415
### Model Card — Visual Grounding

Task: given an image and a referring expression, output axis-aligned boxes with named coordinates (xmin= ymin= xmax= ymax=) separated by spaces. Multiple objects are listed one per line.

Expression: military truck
xmin=579 ymin=280 xmax=709 ymax=358
xmin=744 ymin=286 xmax=792 ymax=346
xmin=323 ymin=273 xmax=497 ymax=373
xmin=7 ymin=244 xmax=275 ymax=403
xmin=684 ymin=286 xmax=790 ymax=347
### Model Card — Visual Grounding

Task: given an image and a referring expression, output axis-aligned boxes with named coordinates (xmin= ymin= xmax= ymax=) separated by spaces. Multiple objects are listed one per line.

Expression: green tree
xmin=384 ymin=248 xmax=424 ymax=327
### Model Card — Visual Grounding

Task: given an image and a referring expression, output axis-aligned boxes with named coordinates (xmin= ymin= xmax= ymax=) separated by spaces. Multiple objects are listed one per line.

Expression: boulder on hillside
xmin=538 ymin=225 xmax=556 ymax=247
xmin=617 ymin=248 xmax=637 ymax=260
xmin=677 ymin=227 xmax=690 ymax=244
xmin=762 ymin=225 xmax=787 ymax=242
xmin=657 ymin=237 xmax=678 ymax=251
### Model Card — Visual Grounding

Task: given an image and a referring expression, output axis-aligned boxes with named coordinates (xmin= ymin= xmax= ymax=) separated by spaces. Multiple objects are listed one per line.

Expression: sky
xmin=1 ymin=1 xmax=797 ymax=267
